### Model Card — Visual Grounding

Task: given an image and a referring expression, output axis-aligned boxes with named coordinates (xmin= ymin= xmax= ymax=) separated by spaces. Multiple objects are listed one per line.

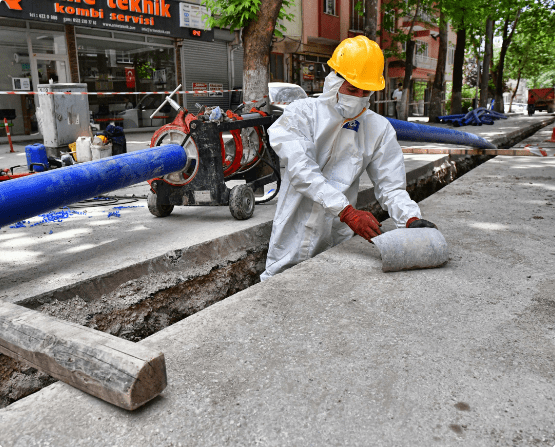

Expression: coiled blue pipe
xmin=0 ymin=144 xmax=187 ymax=228
xmin=387 ymin=118 xmax=497 ymax=149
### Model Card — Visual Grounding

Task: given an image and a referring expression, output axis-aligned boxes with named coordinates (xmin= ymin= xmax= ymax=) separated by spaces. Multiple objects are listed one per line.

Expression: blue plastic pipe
xmin=0 ymin=144 xmax=187 ymax=228
xmin=387 ymin=118 xmax=497 ymax=149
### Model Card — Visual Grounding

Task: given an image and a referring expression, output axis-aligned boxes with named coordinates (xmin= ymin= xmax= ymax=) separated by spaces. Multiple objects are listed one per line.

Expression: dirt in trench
xmin=0 ymin=354 xmax=56 ymax=409
xmin=0 ymin=250 xmax=267 ymax=409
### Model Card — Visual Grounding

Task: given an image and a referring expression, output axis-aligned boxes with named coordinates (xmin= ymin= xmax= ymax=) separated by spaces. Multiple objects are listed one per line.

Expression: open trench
xmin=0 ymin=124 xmax=546 ymax=409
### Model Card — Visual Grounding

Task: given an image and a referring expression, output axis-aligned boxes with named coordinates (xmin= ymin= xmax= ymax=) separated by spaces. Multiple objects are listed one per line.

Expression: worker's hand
xmin=406 ymin=217 xmax=438 ymax=229
xmin=339 ymin=205 xmax=382 ymax=242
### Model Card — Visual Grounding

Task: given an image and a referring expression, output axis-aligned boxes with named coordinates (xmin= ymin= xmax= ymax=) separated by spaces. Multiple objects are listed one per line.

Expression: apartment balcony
xmin=401 ymin=13 xmax=437 ymax=31
xmin=414 ymin=55 xmax=437 ymax=70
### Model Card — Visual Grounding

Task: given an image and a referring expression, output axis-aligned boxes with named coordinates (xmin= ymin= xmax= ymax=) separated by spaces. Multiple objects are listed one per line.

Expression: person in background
xmin=392 ymin=82 xmax=403 ymax=119
xmin=124 ymin=97 xmax=134 ymax=110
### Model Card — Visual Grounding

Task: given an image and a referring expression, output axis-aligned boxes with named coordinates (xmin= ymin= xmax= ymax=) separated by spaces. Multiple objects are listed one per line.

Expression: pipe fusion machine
xmin=147 ymin=86 xmax=280 ymax=220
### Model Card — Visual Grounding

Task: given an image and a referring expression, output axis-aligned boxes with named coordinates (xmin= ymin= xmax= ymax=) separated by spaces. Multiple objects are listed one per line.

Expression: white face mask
xmin=336 ymin=92 xmax=373 ymax=119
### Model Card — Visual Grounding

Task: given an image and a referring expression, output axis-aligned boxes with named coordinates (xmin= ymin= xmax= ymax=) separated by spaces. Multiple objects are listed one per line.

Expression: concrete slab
xmin=1 ymin=150 xmax=554 ymax=446
xmin=1 ymin=116 xmax=553 ymax=305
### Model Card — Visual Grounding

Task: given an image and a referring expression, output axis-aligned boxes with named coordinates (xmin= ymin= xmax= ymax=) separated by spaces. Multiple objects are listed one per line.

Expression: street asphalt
xmin=1 ymin=123 xmax=554 ymax=446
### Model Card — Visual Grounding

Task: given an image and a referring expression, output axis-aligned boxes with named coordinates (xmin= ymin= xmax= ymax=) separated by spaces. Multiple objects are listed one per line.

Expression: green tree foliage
xmin=504 ymin=3 xmax=555 ymax=90
xmin=202 ymin=0 xmax=294 ymax=38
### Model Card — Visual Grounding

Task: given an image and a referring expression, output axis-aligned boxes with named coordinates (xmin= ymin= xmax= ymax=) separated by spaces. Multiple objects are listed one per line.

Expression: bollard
xmin=4 ymin=117 xmax=14 ymax=153
xmin=0 ymin=144 xmax=187 ymax=228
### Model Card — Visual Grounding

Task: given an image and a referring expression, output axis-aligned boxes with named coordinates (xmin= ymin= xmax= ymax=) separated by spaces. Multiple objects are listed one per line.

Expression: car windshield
xmin=137 ymin=95 xmax=161 ymax=109
xmin=269 ymin=86 xmax=307 ymax=103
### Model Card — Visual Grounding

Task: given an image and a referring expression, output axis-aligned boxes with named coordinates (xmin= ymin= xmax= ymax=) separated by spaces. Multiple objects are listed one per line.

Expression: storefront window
xmin=298 ymin=55 xmax=330 ymax=94
xmin=76 ymin=34 xmax=176 ymax=129
xmin=30 ymin=34 xmax=67 ymax=55
xmin=0 ymin=29 xmax=36 ymax=136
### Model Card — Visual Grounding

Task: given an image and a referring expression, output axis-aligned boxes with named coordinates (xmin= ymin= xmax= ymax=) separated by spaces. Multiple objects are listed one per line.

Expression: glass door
xmin=29 ymin=32 xmax=70 ymax=87
xmin=35 ymin=59 xmax=69 ymax=84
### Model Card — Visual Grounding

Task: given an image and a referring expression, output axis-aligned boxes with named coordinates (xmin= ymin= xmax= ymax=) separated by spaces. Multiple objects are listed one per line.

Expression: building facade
xmin=0 ymin=0 xmax=244 ymax=136
xmin=271 ymin=0 xmax=457 ymax=117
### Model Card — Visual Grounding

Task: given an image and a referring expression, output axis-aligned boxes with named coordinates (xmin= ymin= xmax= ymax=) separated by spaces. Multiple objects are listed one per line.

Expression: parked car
xmin=230 ymin=83 xmax=308 ymax=117
xmin=117 ymin=94 xmax=177 ymax=128
xmin=268 ymin=82 xmax=308 ymax=116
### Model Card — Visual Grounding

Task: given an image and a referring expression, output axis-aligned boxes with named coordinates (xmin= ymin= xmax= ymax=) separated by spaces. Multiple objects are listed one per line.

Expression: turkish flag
xmin=125 ymin=67 xmax=136 ymax=89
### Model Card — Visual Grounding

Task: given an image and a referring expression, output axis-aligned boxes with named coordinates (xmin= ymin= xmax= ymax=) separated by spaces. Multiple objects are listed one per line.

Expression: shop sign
xmin=209 ymin=83 xmax=223 ymax=97
xmin=125 ymin=67 xmax=135 ymax=88
xmin=192 ymin=82 xmax=208 ymax=97
xmin=179 ymin=3 xmax=209 ymax=30
xmin=0 ymin=0 xmax=214 ymax=41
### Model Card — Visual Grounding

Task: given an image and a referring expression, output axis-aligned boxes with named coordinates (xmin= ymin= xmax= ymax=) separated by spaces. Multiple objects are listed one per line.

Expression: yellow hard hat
xmin=327 ymin=36 xmax=385 ymax=91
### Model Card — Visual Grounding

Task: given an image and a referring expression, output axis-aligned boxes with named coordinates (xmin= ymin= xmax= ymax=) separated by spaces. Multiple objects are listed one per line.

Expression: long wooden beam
xmin=0 ymin=302 xmax=167 ymax=411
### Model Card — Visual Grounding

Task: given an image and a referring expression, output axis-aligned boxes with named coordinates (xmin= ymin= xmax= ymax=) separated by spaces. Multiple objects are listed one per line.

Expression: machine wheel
xmin=229 ymin=185 xmax=255 ymax=220
xmin=147 ymin=191 xmax=174 ymax=217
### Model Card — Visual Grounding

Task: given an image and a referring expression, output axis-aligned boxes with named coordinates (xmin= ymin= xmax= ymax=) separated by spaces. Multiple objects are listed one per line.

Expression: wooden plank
xmin=0 ymin=302 xmax=167 ymax=410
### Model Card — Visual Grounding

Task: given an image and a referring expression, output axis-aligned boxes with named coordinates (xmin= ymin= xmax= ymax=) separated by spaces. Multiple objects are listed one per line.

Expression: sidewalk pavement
xmin=1 ymin=115 xmax=553 ymax=305
xmin=1 ymin=141 xmax=554 ymax=446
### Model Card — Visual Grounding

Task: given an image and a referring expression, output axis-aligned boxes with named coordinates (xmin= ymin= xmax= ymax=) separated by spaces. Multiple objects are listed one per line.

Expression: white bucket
xmin=91 ymin=143 xmax=112 ymax=160
xmin=76 ymin=136 xmax=92 ymax=162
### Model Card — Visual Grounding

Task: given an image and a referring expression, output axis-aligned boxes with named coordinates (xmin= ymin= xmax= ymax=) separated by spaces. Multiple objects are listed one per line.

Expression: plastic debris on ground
xmin=3 ymin=200 xmax=145 ymax=230
xmin=8 ymin=208 xmax=86 ymax=229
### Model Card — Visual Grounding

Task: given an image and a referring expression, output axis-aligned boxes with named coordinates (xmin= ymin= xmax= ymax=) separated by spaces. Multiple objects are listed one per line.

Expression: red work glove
xmin=339 ymin=205 xmax=382 ymax=242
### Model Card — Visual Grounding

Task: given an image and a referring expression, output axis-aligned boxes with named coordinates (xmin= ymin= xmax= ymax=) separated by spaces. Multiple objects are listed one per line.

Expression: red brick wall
xmin=320 ymin=0 xmax=341 ymax=41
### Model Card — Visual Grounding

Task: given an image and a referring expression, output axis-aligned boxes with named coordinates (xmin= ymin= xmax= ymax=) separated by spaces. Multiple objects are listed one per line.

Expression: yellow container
xmin=68 ymin=142 xmax=77 ymax=161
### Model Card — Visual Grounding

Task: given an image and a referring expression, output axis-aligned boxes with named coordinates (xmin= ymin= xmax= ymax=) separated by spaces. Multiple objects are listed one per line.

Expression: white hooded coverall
xmin=260 ymin=72 xmax=421 ymax=281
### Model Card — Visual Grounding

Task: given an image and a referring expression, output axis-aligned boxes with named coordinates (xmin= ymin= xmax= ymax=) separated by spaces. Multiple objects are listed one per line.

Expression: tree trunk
xmin=364 ymin=0 xmax=378 ymax=42
xmin=509 ymin=70 xmax=521 ymax=112
xmin=399 ymin=0 xmax=421 ymax=120
xmin=494 ymin=11 xmax=521 ymax=113
xmin=480 ymin=18 xmax=493 ymax=108
xmin=364 ymin=0 xmax=378 ymax=111
xmin=428 ymin=10 xmax=448 ymax=122
xmin=450 ymin=25 xmax=466 ymax=114
xmin=242 ymin=0 xmax=284 ymax=113
xmin=400 ymin=40 xmax=415 ymax=120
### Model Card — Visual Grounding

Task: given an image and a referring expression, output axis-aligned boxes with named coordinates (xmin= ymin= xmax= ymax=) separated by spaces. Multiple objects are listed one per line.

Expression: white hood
xmin=318 ymin=71 xmax=344 ymax=104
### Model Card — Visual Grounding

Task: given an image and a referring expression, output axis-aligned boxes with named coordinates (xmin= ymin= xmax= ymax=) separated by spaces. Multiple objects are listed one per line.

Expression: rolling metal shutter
xmin=233 ymin=48 xmax=243 ymax=89
xmin=181 ymin=40 xmax=229 ymax=110
xmin=230 ymin=47 xmax=244 ymax=108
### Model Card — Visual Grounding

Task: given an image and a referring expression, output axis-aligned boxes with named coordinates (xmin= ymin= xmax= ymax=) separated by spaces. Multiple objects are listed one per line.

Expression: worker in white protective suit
xmin=260 ymin=36 xmax=437 ymax=281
